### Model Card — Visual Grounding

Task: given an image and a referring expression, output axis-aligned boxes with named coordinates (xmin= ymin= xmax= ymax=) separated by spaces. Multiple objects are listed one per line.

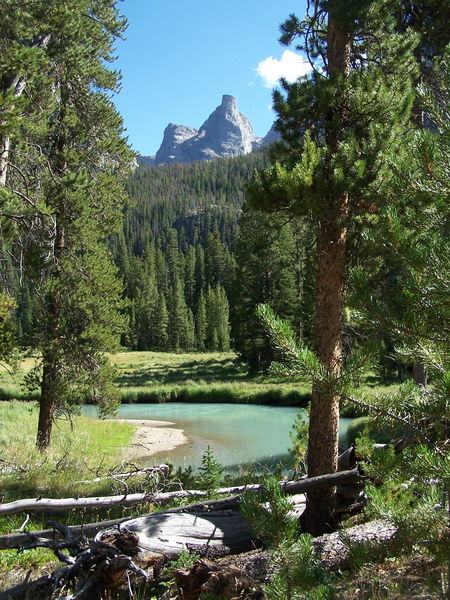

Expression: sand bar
xmin=113 ymin=418 xmax=189 ymax=460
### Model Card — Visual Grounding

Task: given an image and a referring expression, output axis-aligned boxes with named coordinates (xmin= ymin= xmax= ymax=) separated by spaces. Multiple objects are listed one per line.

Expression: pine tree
xmin=248 ymin=1 xmax=418 ymax=533
xmin=1 ymin=1 xmax=133 ymax=449
xmin=215 ymin=284 xmax=231 ymax=352
xmin=195 ymin=290 xmax=207 ymax=350
xmin=204 ymin=284 xmax=230 ymax=351
xmin=168 ymin=276 xmax=191 ymax=351
xmin=233 ymin=202 xmax=305 ymax=372
xmin=153 ymin=290 xmax=169 ymax=351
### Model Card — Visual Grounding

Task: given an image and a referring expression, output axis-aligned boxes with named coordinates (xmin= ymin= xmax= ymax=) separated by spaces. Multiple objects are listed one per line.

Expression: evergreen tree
xmin=248 ymin=1 xmax=417 ymax=533
xmin=195 ymin=290 xmax=207 ymax=351
xmin=153 ymin=290 xmax=169 ymax=351
xmin=205 ymin=284 xmax=230 ymax=351
xmin=168 ymin=276 xmax=192 ymax=351
xmin=233 ymin=202 xmax=305 ymax=372
xmin=1 ymin=1 xmax=133 ymax=449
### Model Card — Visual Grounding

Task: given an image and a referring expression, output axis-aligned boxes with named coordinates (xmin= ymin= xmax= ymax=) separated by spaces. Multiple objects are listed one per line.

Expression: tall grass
xmin=0 ymin=400 xmax=135 ymax=505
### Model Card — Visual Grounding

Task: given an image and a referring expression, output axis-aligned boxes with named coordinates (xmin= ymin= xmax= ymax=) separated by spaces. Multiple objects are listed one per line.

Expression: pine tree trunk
xmin=36 ymin=168 xmax=65 ymax=450
xmin=301 ymin=1 xmax=351 ymax=535
xmin=37 ymin=355 xmax=58 ymax=451
xmin=301 ymin=200 xmax=348 ymax=535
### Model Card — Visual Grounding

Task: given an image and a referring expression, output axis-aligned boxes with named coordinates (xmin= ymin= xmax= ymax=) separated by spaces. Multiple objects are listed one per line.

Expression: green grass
xmin=0 ymin=401 xmax=135 ymax=505
xmin=0 ymin=351 xmax=402 ymax=414
xmin=0 ymin=351 xmax=313 ymax=406
xmin=0 ymin=400 xmax=142 ymax=582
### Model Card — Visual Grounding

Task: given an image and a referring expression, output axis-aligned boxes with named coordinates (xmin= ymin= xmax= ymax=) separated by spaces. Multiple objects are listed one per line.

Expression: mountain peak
xmin=220 ymin=94 xmax=237 ymax=111
xmin=152 ymin=96 xmax=279 ymax=165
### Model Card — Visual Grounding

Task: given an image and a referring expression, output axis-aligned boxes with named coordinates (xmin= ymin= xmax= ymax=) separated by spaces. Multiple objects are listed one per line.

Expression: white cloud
xmin=256 ymin=50 xmax=311 ymax=88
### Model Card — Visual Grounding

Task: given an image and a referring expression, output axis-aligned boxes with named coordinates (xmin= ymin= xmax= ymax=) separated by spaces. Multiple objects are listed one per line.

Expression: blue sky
xmin=113 ymin=0 xmax=309 ymax=156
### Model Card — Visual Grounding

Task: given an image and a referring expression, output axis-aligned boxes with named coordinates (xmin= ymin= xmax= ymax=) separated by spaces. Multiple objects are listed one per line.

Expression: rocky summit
xmin=145 ymin=95 xmax=278 ymax=166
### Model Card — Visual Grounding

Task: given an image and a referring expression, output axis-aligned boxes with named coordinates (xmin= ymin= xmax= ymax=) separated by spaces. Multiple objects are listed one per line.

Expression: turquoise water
xmin=83 ymin=403 xmax=352 ymax=473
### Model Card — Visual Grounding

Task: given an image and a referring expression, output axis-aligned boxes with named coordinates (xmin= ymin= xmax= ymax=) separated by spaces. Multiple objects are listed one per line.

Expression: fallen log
xmin=0 ymin=489 xmax=206 ymax=517
xmin=0 ymin=516 xmax=399 ymax=600
xmin=96 ymin=510 xmax=263 ymax=559
xmin=313 ymin=518 xmax=399 ymax=569
xmin=0 ymin=496 xmax=246 ymax=551
xmin=0 ymin=468 xmax=363 ymax=517
xmin=180 ymin=518 xmax=399 ymax=586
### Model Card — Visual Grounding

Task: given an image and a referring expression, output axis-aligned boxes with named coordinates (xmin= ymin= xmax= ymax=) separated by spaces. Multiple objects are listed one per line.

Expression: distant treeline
xmin=12 ymin=148 xmax=415 ymax=378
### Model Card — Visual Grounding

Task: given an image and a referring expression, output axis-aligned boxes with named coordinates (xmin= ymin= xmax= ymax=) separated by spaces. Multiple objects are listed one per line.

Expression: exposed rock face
xmin=154 ymin=123 xmax=198 ymax=164
xmin=262 ymin=123 xmax=281 ymax=145
xmin=151 ymin=95 xmax=277 ymax=166
xmin=187 ymin=94 xmax=255 ymax=160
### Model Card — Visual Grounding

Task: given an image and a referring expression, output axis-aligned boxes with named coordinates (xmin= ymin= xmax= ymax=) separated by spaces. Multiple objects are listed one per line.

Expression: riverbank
xmin=0 ymin=351 xmax=400 ymax=417
xmin=114 ymin=418 xmax=188 ymax=460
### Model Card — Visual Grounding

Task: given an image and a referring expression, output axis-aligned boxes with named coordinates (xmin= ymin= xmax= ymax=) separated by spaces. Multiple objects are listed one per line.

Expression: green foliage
xmin=241 ymin=476 xmax=297 ymax=548
xmin=346 ymin=416 xmax=402 ymax=445
xmin=358 ymin=439 xmax=449 ymax=563
xmin=289 ymin=409 xmax=309 ymax=474
xmin=256 ymin=304 xmax=373 ymax=402
xmin=197 ymin=445 xmax=225 ymax=495
xmin=0 ymin=0 xmax=134 ymax=446
xmin=232 ymin=203 xmax=311 ymax=372
xmin=264 ymin=534 xmax=334 ymax=600
xmin=0 ymin=293 xmax=16 ymax=366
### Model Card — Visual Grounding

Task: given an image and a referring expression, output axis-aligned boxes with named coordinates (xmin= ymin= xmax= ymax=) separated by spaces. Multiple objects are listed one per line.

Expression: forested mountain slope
xmin=106 ymin=150 xmax=313 ymax=360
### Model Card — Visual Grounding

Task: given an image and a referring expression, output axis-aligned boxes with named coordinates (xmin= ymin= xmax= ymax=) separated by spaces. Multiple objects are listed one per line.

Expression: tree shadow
xmin=116 ymin=357 xmax=247 ymax=387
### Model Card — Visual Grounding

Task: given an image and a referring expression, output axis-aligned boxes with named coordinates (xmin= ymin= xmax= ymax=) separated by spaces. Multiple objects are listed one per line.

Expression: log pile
xmin=0 ymin=467 xmax=370 ymax=599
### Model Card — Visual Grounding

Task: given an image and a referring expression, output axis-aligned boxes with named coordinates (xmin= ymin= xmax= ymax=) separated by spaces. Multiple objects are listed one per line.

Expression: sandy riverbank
xmin=114 ymin=419 xmax=189 ymax=460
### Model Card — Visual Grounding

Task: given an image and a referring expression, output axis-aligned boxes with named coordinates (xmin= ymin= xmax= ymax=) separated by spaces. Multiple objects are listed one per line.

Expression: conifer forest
xmin=0 ymin=1 xmax=449 ymax=599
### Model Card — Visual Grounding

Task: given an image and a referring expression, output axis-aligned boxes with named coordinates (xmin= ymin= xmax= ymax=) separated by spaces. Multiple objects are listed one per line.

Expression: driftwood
xmin=0 ymin=524 xmax=149 ymax=600
xmin=97 ymin=510 xmax=263 ymax=559
xmin=73 ymin=463 xmax=169 ymax=485
xmin=0 ymin=489 xmax=206 ymax=517
xmin=0 ymin=468 xmax=363 ymax=517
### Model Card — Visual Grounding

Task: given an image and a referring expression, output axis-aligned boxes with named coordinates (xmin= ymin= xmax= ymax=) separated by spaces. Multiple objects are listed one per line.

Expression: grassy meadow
xmin=0 ymin=401 xmax=143 ymax=583
xmin=0 ymin=350 xmax=313 ymax=406
xmin=0 ymin=350 xmax=398 ymax=407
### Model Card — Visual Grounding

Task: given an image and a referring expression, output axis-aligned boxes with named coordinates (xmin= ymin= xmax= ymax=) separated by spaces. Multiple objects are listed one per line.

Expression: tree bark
xmin=412 ymin=361 xmax=427 ymax=386
xmin=301 ymin=1 xmax=351 ymax=536
xmin=36 ymin=355 xmax=58 ymax=451
xmin=36 ymin=109 xmax=66 ymax=450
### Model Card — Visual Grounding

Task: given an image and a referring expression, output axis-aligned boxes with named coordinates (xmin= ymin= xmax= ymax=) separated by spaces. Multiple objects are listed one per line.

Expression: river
xmin=84 ymin=403 xmax=352 ymax=473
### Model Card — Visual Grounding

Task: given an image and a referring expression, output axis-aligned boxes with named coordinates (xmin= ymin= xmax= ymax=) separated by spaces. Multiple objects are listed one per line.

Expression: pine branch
xmin=345 ymin=395 xmax=445 ymax=457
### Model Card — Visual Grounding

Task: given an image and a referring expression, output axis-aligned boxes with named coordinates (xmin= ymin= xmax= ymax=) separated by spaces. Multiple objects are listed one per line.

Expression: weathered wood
xmin=313 ymin=518 xmax=399 ymax=569
xmin=0 ymin=529 xmax=149 ymax=600
xmin=74 ymin=464 xmax=169 ymax=485
xmin=96 ymin=510 xmax=262 ymax=559
xmin=0 ymin=517 xmax=399 ymax=599
xmin=208 ymin=519 xmax=399 ymax=582
xmin=281 ymin=468 xmax=362 ymax=494
xmin=166 ymin=519 xmax=400 ymax=597
xmin=0 ymin=469 xmax=363 ymax=517
xmin=0 ymin=489 xmax=206 ymax=516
